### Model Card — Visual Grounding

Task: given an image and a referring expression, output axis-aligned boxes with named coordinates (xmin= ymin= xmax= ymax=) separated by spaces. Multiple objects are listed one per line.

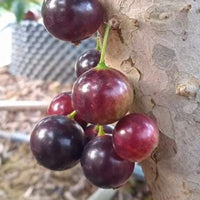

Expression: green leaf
xmin=12 ymin=0 xmax=26 ymax=22
xmin=0 ymin=0 xmax=14 ymax=10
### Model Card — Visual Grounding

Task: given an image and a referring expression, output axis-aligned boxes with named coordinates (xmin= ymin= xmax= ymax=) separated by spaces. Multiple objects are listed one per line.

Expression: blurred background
xmin=0 ymin=1 xmax=152 ymax=199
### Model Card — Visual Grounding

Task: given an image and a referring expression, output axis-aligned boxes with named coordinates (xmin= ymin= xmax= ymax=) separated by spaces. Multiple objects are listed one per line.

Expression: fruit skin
xmin=47 ymin=92 xmax=87 ymax=129
xmin=72 ymin=68 xmax=133 ymax=125
xmin=24 ymin=10 xmax=39 ymax=21
xmin=75 ymin=49 xmax=101 ymax=77
xmin=81 ymin=135 xmax=134 ymax=188
xmin=113 ymin=113 xmax=159 ymax=162
xmin=84 ymin=124 xmax=114 ymax=144
xmin=74 ymin=114 xmax=87 ymax=130
xmin=42 ymin=0 xmax=104 ymax=42
xmin=48 ymin=92 xmax=73 ymax=116
xmin=30 ymin=115 xmax=84 ymax=170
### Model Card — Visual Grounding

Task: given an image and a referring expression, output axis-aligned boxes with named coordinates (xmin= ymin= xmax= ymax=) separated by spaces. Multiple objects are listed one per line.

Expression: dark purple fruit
xmin=72 ymin=68 xmax=133 ymax=125
xmin=42 ymin=0 xmax=105 ymax=42
xmin=84 ymin=124 xmax=114 ymax=144
xmin=30 ymin=115 xmax=84 ymax=170
xmin=74 ymin=114 xmax=88 ymax=130
xmin=103 ymin=124 xmax=114 ymax=134
xmin=81 ymin=135 xmax=134 ymax=188
xmin=75 ymin=49 xmax=100 ymax=77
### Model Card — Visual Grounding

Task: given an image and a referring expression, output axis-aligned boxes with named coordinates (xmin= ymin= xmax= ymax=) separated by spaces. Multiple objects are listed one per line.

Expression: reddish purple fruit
xmin=48 ymin=92 xmax=73 ymax=115
xmin=81 ymin=135 xmax=134 ymax=188
xmin=42 ymin=0 xmax=105 ymax=42
xmin=24 ymin=10 xmax=39 ymax=21
xmin=47 ymin=92 xmax=87 ymax=129
xmin=72 ymin=68 xmax=133 ymax=125
xmin=75 ymin=49 xmax=100 ymax=77
xmin=113 ymin=113 xmax=159 ymax=162
xmin=30 ymin=115 xmax=84 ymax=170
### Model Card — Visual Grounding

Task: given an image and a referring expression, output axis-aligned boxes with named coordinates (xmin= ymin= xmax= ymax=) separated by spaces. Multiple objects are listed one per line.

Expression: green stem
xmin=96 ymin=24 xmax=111 ymax=70
xmin=68 ymin=110 xmax=77 ymax=120
xmin=94 ymin=125 xmax=99 ymax=132
xmin=98 ymin=125 xmax=105 ymax=136
xmin=96 ymin=35 xmax=101 ymax=51
xmin=99 ymin=24 xmax=111 ymax=64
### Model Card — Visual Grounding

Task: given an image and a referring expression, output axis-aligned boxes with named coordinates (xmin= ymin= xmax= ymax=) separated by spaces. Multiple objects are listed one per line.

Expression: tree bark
xmin=98 ymin=0 xmax=200 ymax=199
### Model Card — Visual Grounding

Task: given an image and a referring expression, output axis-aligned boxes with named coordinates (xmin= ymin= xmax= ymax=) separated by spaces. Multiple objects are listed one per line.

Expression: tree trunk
xmin=99 ymin=0 xmax=200 ymax=199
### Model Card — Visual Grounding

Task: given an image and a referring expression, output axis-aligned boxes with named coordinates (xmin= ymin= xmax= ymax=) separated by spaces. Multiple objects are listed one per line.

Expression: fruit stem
xmin=99 ymin=24 xmax=111 ymax=64
xmin=68 ymin=110 xmax=77 ymax=120
xmin=98 ymin=125 xmax=105 ymax=136
xmin=96 ymin=24 xmax=111 ymax=70
xmin=96 ymin=35 xmax=101 ymax=51
xmin=94 ymin=125 xmax=99 ymax=131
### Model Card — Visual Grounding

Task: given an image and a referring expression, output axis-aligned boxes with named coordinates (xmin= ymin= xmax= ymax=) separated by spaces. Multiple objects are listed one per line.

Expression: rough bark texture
xmin=98 ymin=0 xmax=200 ymax=200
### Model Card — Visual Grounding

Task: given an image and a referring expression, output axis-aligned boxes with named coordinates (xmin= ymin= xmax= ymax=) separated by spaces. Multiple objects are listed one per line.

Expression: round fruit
xmin=72 ymin=68 xmax=133 ymax=125
xmin=81 ymin=135 xmax=134 ymax=188
xmin=74 ymin=114 xmax=87 ymax=130
xmin=75 ymin=49 xmax=101 ymax=77
xmin=48 ymin=92 xmax=73 ymax=115
xmin=47 ymin=92 xmax=87 ymax=129
xmin=30 ymin=115 xmax=84 ymax=170
xmin=113 ymin=113 xmax=159 ymax=162
xmin=42 ymin=0 xmax=105 ymax=42
xmin=24 ymin=10 xmax=39 ymax=21
xmin=102 ymin=125 xmax=114 ymax=134
xmin=84 ymin=124 xmax=114 ymax=144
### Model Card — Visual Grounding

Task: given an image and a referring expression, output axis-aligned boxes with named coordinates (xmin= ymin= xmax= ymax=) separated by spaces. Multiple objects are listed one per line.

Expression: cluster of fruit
xmin=30 ymin=0 xmax=159 ymax=189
